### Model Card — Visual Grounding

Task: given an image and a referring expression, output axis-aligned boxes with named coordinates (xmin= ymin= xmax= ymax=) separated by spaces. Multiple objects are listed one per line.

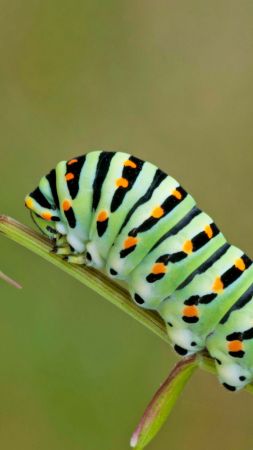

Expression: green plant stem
xmin=0 ymin=215 xmax=169 ymax=343
xmin=1 ymin=214 xmax=253 ymax=393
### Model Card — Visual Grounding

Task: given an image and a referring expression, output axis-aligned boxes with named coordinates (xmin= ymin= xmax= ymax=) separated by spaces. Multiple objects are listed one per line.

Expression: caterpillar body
xmin=25 ymin=151 xmax=253 ymax=392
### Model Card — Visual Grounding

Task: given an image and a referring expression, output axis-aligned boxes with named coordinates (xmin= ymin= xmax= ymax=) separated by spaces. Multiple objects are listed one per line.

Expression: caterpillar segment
xmin=25 ymin=151 xmax=253 ymax=392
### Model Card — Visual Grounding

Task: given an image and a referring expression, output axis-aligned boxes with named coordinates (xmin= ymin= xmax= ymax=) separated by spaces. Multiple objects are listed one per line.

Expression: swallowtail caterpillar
xmin=25 ymin=151 xmax=253 ymax=392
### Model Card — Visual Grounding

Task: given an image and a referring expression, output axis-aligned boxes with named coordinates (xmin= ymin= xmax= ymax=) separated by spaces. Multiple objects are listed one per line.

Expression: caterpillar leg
xmin=51 ymin=234 xmax=71 ymax=255
xmin=51 ymin=238 xmax=87 ymax=264
xmin=64 ymin=253 xmax=87 ymax=264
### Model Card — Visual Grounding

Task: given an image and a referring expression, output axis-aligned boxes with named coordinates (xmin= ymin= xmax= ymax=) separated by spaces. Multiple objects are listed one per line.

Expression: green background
xmin=1 ymin=1 xmax=253 ymax=449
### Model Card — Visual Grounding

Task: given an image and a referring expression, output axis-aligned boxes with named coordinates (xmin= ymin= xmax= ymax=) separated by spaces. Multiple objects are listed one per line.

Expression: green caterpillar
xmin=25 ymin=151 xmax=253 ymax=392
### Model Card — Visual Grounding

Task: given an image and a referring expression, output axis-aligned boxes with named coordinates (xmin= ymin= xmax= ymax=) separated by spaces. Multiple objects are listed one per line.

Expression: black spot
xmin=134 ymin=293 xmax=145 ymax=305
xmin=223 ymin=383 xmax=236 ymax=392
xmin=174 ymin=345 xmax=188 ymax=356
xmin=86 ymin=252 xmax=92 ymax=261
xmin=239 ymin=376 xmax=246 ymax=381
xmin=215 ymin=358 xmax=222 ymax=365
xmin=191 ymin=341 xmax=197 ymax=346
xmin=110 ymin=268 xmax=118 ymax=276
xmin=182 ymin=316 xmax=199 ymax=323
xmin=229 ymin=350 xmax=245 ymax=358
xmin=168 ymin=322 xmax=173 ymax=327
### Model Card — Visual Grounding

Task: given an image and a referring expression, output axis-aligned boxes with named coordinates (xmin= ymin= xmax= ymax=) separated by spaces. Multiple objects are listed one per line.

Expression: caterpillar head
xmin=25 ymin=190 xmax=63 ymax=240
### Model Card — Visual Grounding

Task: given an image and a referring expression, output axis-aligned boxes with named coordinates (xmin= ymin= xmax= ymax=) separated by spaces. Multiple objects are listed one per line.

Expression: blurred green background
xmin=1 ymin=1 xmax=253 ymax=449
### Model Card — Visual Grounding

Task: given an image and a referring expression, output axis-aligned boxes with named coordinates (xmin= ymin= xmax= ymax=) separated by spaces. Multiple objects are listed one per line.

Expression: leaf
xmin=130 ymin=355 xmax=198 ymax=449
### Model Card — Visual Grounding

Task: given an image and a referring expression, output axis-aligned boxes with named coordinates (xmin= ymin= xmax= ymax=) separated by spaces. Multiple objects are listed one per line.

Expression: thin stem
xmin=0 ymin=270 xmax=22 ymax=289
xmin=0 ymin=215 xmax=169 ymax=344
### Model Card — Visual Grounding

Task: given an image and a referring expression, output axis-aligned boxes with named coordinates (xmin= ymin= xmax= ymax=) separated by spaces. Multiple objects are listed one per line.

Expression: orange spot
xmin=212 ymin=277 xmax=224 ymax=293
xmin=116 ymin=177 xmax=129 ymax=188
xmin=124 ymin=236 xmax=138 ymax=249
xmin=25 ymin=197 xmax=34 ymax=209
xmin=97 ymin=210 xmax=108 ymax=222
xmin=124 ymin=159 xmax=137 ymax=168
xmin=151 ymin=263 xmax=167 ymax=274
xmin=235 ymin=258 xmax=246 ymax=271
xmin=183 ymin=305 xmax=199 ymax=317
xmin=205 ymin=225 xmax=213 ymax=239
xmin=172 ymin=189 xmax=182 ymax=200
xmin=67 ymin=159 xmax=78 ymax=165
xmin=41 ymin=212 xmax=52 ymax=221
xmin=228 ymin=340 xmax=243 ymax=352
xmin=151 ymin=206 xmax=164 ymax=219
xmin=65 ymin=172 xmax=75 ymax=181
xmin=183 ymin=240 xmax=193 ymax=254
xmin=62 ymin=199 xmax=72 ymax=211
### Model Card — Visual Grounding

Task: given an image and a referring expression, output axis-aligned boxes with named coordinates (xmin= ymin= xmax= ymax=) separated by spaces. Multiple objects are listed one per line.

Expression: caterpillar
xmin=25 ymin=151 xmax=253 ymax=392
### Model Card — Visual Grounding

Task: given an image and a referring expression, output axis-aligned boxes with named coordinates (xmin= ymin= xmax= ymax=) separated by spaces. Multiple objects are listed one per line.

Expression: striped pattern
xmin=25 ymin=150 xmax=253 ymax=392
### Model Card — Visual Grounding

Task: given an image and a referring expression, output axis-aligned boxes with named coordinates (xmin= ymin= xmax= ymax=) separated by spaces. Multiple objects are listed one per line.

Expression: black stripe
xmin=220 ymin=283 xmax=253 ymax=324
xmin=64 ymin=207 xmax=76 ymax=228
xmin=184 ymin=293 xmax=217 ymax=305
xmin=156 ymin=254 xmax=171 ymax=265
xmin=169 ymin=251 xmax=188 ymax=263
xmin=226 ymin=332 xmax=242 ymax=341
xmin=132 ymin=186 xmax=187 ymax=235
xmin=177 ymin=243 xmax=230 ymax=290
xmin=46 ymin=169 xmax=60 ymax=209
xmin=110 ymin=156 xmax=144 ymax=213
xmin=97 ymin=218 xmax=109 ymax=237
xmin=30 ymin=187 xmax=52 ymax=209
xmin=149 ymin=207 xmax=201 ymax=252
xmin=220 ymin=255 xmax=252 ymax=289
xmin=184 ymin=295 xmax=199 ymax=306
xmin=243 ymin=327 xmax=253 ymax=340
xmin=146 ymin=272 xmax=166 ymax=283
xmin=119 ymin=168 xmax=167 ymax=233
xmin=66 ymin=155 xmax=86 ymax=199
xmin=191 ymin=223 xmax=220 ymax=252
xmin=92 ymin=152 xmax=115 ymax=210
xmin=120 ymin=245 xmax=137 ymax=258
xmin=199 ymin=293 xmax=217 ymax=304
